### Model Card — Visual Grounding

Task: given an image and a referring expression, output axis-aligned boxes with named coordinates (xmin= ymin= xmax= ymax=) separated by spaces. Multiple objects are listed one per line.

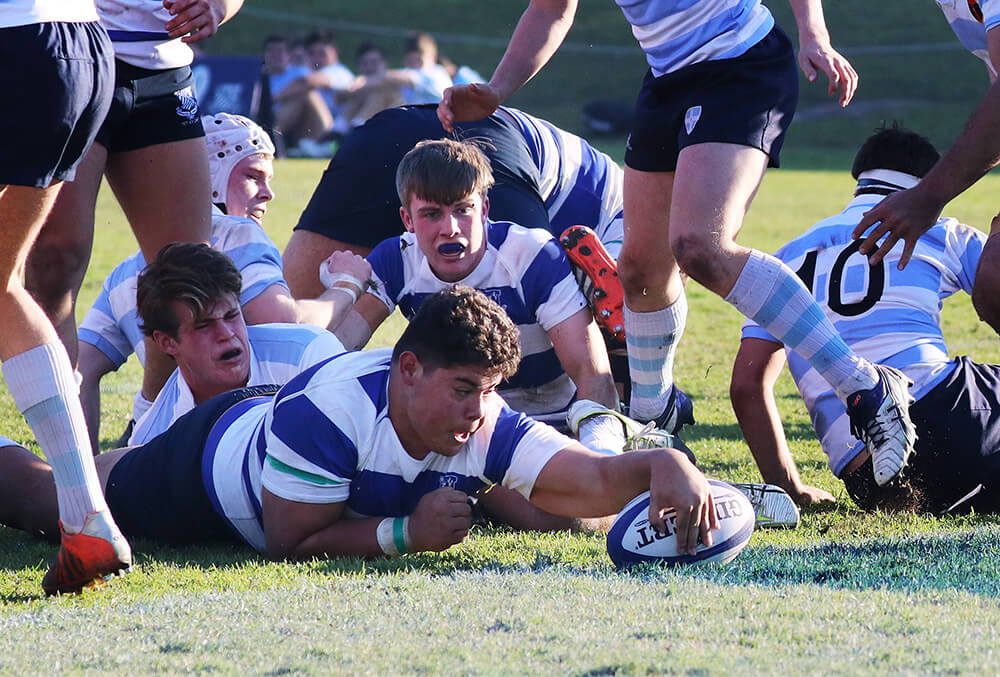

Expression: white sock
xmin=725 ymin=250 xmax=877 ymax=400
xmin=624 ymin=292 xmax=687 ymax=421
xmin=2 ymin=343 xmax=108 ymax=531
xmin=132 ymin=390 xmax=154 ymax=423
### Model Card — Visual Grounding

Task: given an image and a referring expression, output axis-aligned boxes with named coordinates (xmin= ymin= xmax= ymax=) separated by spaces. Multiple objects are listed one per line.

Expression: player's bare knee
xmin=617 ymin=250 xmax=664 ymax=297
xmin=671 ymin=231 xmax=720 ymax=288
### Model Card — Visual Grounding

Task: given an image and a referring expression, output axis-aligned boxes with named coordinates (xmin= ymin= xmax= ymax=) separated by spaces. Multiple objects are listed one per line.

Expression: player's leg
xmin=0 ymin=21 xmax=131 ymax=595
xmin=617 ymin=168 xmax=690 ymax=430
xmin=24 ymin=144 xmax=107 ymax=365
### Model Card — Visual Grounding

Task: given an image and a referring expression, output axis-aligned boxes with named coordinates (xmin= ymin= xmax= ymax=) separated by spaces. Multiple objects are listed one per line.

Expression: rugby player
xmin=0 ymin=0 xmax=130 ymax=595
xmin=731 ymin=125 xmax=1000 ymax=514
xmin=855 ymin=0 xmax=1000 ymax=335
xmin=77 ymin=114 xmax=368 ymax=450
xmin=0 ymin=286 xmax=717 ymax=560
xmin=438 ymin=0 xmax=920 ymax=490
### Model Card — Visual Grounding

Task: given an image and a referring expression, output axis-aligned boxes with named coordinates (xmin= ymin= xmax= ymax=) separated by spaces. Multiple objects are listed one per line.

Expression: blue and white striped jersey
xmin=202 ymin=349 xmax=573 ymax=550
xmin=129 ymin=323 xmax=344 ymax=446
xmin=97 ymin=0 xmax=193 ymax=69
xmin=742 ymin=188 xmax=986 ymax=476
xmin=501 ymin=107 xmax=625 ymax=254
xmin=615 ymin=0 xmax=775 ymax=77
xmin=366 ymin=220 xmax=588 ymax=416
xmin=937 ymin=0 xmax=1000 ymax=77
xmin=78 ymin=209 xmax=287 ymax=370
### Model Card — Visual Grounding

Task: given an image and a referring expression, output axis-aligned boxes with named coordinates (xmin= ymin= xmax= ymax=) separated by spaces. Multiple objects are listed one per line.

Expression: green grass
xmin=7 ymin=1 xmax=1000 ymax=664
xmin=2 ymin=158 xmax=1000 ymax=673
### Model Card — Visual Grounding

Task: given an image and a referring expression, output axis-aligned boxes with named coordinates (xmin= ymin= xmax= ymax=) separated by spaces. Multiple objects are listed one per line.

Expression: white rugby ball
xmin=606 ymin=479 xmax=755 ymax=569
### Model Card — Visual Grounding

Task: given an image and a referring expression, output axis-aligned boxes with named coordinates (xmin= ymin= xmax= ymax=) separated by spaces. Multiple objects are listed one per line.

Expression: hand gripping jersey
xmin=96 ymin=0 xmax=196 ymax=69
xmin=742 ymin=189 xmax=986 ymax=475
xmin=366 ymin=220 xmax=588 ymax=416
xmin=201 ymin=349 xmax=573 ymax=550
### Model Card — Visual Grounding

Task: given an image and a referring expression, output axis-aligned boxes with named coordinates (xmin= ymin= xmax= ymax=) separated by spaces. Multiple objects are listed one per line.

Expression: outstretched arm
xmin=730 ymin=337 xmax=835 ymax=506
xmin=854 ymin=26 xmax=1000 ymax=267
xmin=438 ymin=0 xmax=578 ymax=130
xmin=530 ymin=442 xmax=717 ymax=555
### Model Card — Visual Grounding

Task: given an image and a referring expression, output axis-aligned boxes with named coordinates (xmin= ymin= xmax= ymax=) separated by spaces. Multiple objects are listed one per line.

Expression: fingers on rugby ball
xmin=606 ymin=479 xmax=754 ymax=569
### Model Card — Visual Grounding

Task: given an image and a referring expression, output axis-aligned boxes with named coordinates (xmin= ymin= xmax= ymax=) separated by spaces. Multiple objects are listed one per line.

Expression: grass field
xmin=5 ymin=0 xmax=1000 ymax=670
xmin=2 ymin=157 xmax=1000 ymax=674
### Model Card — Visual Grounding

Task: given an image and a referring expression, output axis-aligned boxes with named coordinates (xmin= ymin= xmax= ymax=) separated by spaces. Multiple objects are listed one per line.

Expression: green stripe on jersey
xmin=266 ymin=455 xmax=346 ymax=486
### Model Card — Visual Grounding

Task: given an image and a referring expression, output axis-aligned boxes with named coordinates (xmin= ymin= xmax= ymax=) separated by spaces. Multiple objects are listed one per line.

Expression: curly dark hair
xmin=136 ymin=242 xmax=243 ymax=339
xmin=393 ymin=285 xmax=521 ymax=378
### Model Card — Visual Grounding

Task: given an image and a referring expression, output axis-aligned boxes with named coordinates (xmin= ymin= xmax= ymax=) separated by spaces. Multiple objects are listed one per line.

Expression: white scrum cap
xmin=202 ymin=113 xmax=275 ymax=205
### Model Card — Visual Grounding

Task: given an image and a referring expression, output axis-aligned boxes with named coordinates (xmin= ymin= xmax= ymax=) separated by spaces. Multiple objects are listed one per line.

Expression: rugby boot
xmin=845 ymin=364 xmax=917 ymax=486
xmin=730 ymin=482 xmax=800 ymax=529
xmin=560 ymin=225 xmax=625 ymax=342
xmin=42 ymin=509 xmax=132 ymax=596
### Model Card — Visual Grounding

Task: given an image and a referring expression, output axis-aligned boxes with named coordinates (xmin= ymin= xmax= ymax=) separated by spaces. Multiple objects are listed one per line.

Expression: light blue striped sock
xmin=726 ymin=250 xmax=877 ymax=399
xmin=624 ymin=292 xmax=687 ymax=421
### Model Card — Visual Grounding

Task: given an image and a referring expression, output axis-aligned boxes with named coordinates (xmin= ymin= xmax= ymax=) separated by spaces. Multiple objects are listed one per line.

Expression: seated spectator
xmin=262 ymin=35 xmax=310 ymax=122
xmin=439 ymin=55 xmax=485 ymax=86
xmin=273 ymin=30 xmax=354 ymax=157
xmin=332 ymin=42 xmax=406 ymax=136
xmin=399 ymin=32 xmax=453 ymax=104
xmin=77 ymin=114 xmax=369 ymax=451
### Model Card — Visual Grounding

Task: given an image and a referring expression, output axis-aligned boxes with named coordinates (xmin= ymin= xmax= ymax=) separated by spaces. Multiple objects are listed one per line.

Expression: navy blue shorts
xmin=104 ymin=385 xmax=280 ymax=545
xmin=624 ymin=26 xmax=799 ymax=172
xmin=95 ymin=60 xmax=204 ymax=153
xmin=294 ymin=104 xmax=550 ymax=250
xmin=843 ymin=357 xmax=1000 ymax=514
xmin=0 ymin=21 xmax=112 ymax=187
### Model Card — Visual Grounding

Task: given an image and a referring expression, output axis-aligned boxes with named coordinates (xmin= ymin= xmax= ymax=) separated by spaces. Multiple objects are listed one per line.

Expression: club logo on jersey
xmin=439 ymin=473 xmax=459 ymax=488
xmin=684 ymin=106 xmax=702 ymax=135
xmin=174 ymin=86 xmax=199 ymax=121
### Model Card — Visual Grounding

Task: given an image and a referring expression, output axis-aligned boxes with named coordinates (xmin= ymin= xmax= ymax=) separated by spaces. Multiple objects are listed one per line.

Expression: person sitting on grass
xmin=0 ymin=286 xmax=717 ymax=559
xmin=730 ymin=124 xmax=999 ymax=514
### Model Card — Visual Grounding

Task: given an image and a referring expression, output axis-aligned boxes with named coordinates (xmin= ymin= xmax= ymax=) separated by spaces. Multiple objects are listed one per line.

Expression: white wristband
xmin=318 ymin=263 xmax=367 ymax=293
xmin=328 ymin=285 xmax=359 ymax=304
xmin=376 ymin=516 xmax=411 ymax=556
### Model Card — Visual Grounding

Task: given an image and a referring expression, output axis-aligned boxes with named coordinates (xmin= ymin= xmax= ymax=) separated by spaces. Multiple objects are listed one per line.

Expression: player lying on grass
xmin=77 ymin=114 xmax=369 ymax=449
xmin=731 ymin=125 xmax=1000 ymax=514
xmin=123 ymin=242 xmax=357 ymax=447
xmin=0 ymin=286 xmax=717 ymax=562
xmin=282 ymin=103 xmax=694 ymax=436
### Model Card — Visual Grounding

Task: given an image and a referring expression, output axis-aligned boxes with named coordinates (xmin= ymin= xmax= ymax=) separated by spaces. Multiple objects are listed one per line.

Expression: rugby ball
xmin=606 ymin=479 xmax=755 ymax=569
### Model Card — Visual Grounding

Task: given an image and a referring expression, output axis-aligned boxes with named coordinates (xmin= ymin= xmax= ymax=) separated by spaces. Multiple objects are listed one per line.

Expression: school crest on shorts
xmin=684 ymin=106 xmax=702 ymax=135
xmin=174 ymin=86 xmax=199 ymax=121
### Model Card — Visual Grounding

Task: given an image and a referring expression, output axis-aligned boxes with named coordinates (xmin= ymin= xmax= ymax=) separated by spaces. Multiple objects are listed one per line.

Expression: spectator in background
xmin=262 ymin=35 xmax=310 ymax=116
xmin=400 ymin=32 xmax=453 ymax=104
xmin=273 ymin=30 xmax=354 ymax=157
xmin=439 ymin=55 xmax=485 ymax=86
xmin=331 ymin=42 xmax=406 ymax=137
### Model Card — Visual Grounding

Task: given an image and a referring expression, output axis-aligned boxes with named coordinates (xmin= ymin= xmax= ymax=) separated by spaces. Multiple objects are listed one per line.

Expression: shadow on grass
xmin=629 ymin=525 xmax=1000 ymax=597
